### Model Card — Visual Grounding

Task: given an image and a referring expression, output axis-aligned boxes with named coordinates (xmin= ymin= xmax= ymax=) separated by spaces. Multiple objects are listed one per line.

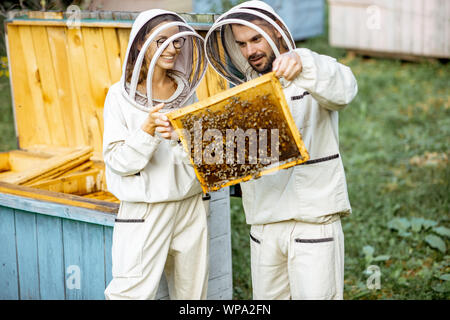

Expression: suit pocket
xmin=293 ymin=236 xmax=336 ymax=299
xmin=111 ymin=202 xmax=148 ymax=278
xmin=294 ymin=156 xmax=346 ymax=214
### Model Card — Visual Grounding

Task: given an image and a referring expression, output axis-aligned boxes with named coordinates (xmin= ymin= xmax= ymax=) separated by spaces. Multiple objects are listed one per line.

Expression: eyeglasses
xmin=155 ymin=37 xmax=186 ymax=49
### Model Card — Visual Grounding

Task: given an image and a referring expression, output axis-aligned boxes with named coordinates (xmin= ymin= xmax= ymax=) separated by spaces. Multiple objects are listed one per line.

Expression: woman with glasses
xmin=103 ymin=9 xmax=208 ymax=300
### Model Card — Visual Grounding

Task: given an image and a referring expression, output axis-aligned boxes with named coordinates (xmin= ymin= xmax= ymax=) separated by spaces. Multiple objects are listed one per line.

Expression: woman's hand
xmin=141 ymin=103 xmax=177 ymax=140
xmin=141 ymin=103 xmax=165 ymax=136
xmin=155 ymin=117 xmax=178 ymax=140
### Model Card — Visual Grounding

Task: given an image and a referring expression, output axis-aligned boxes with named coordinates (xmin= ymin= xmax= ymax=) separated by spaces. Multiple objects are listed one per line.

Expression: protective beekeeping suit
xmin=103 ymin=9 xmax=209 ymax=300
xmin=205 ymin=1 xmax=358 ymax=299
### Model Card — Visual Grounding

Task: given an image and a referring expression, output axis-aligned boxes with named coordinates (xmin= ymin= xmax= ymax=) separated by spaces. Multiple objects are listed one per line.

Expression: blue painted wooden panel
xmin=0 ymin=187 xmax=232 ymax=300
xmin=0 ymin=206 xmax=19 ymax=299
xmin=14 ymin=210 xmax=40 ymax=299
xmin=62 ymin=219 xmax=106 ymax=300
xmin=104 ymin=226 xmax=113 ymax=288
xmin=36 ymin=214 xmax=65 ymax=299
xmin=0 ymin=193 xmax=116 ymax=227
xmin=192 ymin=0 xmax=324 ymax=40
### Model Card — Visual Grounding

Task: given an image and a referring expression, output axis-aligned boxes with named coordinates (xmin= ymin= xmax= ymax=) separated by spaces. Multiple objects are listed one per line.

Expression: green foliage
xmin=0 ymin=75 xmax=16 ymax=151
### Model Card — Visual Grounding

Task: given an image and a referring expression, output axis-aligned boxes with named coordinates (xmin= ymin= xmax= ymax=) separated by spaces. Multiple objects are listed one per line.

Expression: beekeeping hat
xmin=204 ymin=0 xmax=295 ymax=86
xmin=120 ymin=9 xmax=207 ymax=112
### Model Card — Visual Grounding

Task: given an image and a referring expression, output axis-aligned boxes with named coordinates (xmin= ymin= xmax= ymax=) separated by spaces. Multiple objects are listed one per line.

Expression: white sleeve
xmin=293 ymin=48 xmax=358 ymax=111
xmin=102 ymin=88 xmax=162 ymax=177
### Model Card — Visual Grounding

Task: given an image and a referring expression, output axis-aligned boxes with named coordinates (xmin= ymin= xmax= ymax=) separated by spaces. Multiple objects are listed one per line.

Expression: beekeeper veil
xmin=205 ymin=0 xmax=295 ymax=86
xmin=121 ymin=9 xmax=207 ymax=112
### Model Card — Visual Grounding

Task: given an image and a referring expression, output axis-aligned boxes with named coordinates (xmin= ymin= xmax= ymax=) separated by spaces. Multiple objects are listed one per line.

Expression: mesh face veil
xmin=204 ymin=1 xmax=295 ymax=86
xmin=121 ymin=11 xmax=207 ymax=112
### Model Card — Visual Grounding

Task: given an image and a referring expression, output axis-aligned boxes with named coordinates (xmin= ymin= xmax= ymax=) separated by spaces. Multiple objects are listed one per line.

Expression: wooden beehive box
xmin=0 ymin=11 xmax=232 ymax=300
xmin=329 ymin=0 xmax=450 ymax=59
xmin=168 ymin=72 xmax=309 ymax=193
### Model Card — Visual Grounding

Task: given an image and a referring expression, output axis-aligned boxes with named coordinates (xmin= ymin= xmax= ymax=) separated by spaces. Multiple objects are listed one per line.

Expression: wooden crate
xmin=0 ymin=11 xmax=232 ymax=300
xmin=329 ymin=0 xmax=450 ymax=59
xmin=167 ymin=72 xmax=309 ymax=193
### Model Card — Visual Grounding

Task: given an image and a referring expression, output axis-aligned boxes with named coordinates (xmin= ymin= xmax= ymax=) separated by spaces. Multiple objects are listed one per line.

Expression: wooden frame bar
xmin=167 ymin=72 xmax=309 ymax=193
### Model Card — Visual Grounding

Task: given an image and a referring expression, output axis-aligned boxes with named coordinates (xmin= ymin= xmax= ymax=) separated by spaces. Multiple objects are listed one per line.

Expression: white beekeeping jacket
xmin=205 ymin=1 xmax=358 ymax=224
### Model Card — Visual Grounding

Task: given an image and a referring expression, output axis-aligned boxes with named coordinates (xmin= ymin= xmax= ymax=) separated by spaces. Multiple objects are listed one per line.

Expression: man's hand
xmin=272 ymin=51 xmax=303 ymax=81
xmin=141 ymin=103 xmax=176 ymax=139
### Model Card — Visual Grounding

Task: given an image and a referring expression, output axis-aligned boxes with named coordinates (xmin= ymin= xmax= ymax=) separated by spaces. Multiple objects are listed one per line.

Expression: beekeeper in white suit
xmin=205 ymin=1 xmax=358 ymax=299
xmin=103 ymin=9 xmax=209 ymax=300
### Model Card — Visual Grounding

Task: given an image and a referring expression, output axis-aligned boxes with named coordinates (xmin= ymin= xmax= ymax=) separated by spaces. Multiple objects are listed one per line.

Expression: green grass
xmin=0 ymin=75 xmax=17 ymax=151
xmin=0 ymin=18 xmax=448 ymax=301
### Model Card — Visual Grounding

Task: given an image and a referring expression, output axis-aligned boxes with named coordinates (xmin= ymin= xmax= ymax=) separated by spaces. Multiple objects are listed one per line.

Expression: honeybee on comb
xmin=167 ymin=72 xmax=309 ymax=193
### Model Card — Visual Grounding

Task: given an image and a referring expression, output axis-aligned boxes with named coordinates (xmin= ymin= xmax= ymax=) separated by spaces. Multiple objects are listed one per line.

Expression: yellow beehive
xmin=167 ymin=72 xmax=309 ymax=193
xmin=1 ymin=11 xmax=227 ymax=211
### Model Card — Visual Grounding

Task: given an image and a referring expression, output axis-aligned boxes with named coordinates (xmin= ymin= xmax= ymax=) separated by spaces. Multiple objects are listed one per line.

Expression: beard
xmin=248 ymin=51 xmax=276 ymax=74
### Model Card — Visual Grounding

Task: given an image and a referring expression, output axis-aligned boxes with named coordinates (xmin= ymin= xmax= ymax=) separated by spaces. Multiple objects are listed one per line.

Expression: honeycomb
xmin=168 ymin=72 xmax=309 ymax=192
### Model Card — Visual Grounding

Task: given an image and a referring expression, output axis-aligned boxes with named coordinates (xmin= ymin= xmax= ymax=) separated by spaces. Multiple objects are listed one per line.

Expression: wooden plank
xmin=14 ymin=209 xmax=40 ymax=299
xmin=398 ymin=0 xmax=421 ymax=56
xmin=36 ymin=214 xmax=65 ymax=299
xmin=116 ymin=28 xmax=130 ymax=69
xmin=9 ymin=19 xmax=133 ymax=29
xmin=23 ymin=152 xmax=93 ymax=186
xmin=62 ymin=219 xmax=82 ymax=299
xmin=82 ymin=191 xmax=113 ymax=200
xmin=0 ymin=152 xmax=11 ymax=172
xmin=6 ymin=150 xmax=51 ymax=173
xmin=30 ymin=169 xmax=102 ymax=196
xmin=17 ymin=25 xmax=52 ymax=147
xmin=155 ymin=273 xmax=169 ymax=300
xmin=208 ymin=197 xmax=230 ymax=239
xmin=198 ymin=30 xmax=228 ymax=99
xmin=102 ymin=28 xmax=122 ymax=83
xmin=205 ymin=64 xmax=228 ymax=97
xmin=206 ymin=274 xmax=233 ymax=299
xmin=0 ymin=146 xmax=92 ymax=185
xmin=82 ymin=221 xmax=108 ymax=300
xmin=0 ymin=206 xmax=19 ymax=299
xmin=0 ymin=182 xmax=119 ymax=215
xmin=47 ymin=26 xmax=87 ymax=147
xmin=30 ymin=25 xmax=68 ymax=147
xmin=195 ymin=74 xmax=210 ymax=101
xmin=209 ymin=234 xmax=232 ymax=279
xmin=423 ymin=0 xmax=447 ymax=57
xmin=41 ymin=160 xmax=94 ymax=180
xmin=104 ymin=226 xmax=113 ymax=288
xmin=66 ymin=28 xmax=103 ymax=156
xmin=28 ymin=11 xmax=64 ymax=19
xmin=8 ymin=25 xmax=49 ymax=147
xmin=81 ymin=27 xmax=112 ymax=141
xmin=62 ymin=219 xmax=106 ymax=299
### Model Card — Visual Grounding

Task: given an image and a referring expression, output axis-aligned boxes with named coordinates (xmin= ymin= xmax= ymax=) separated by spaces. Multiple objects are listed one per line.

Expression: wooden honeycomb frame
xmin=167 ymin=72 xmax=310 ymax=193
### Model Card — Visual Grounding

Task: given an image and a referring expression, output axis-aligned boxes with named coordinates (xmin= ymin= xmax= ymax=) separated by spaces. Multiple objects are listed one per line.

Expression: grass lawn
xmin=0 ymin=18 xmax=448 ymax=301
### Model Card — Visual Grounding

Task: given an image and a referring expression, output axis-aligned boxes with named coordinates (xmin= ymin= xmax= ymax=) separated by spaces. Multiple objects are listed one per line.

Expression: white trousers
xmin=104 ymin=193 xmax=209 ymax=300
xmin=249 ymin=218 xmax=344 ymax=300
